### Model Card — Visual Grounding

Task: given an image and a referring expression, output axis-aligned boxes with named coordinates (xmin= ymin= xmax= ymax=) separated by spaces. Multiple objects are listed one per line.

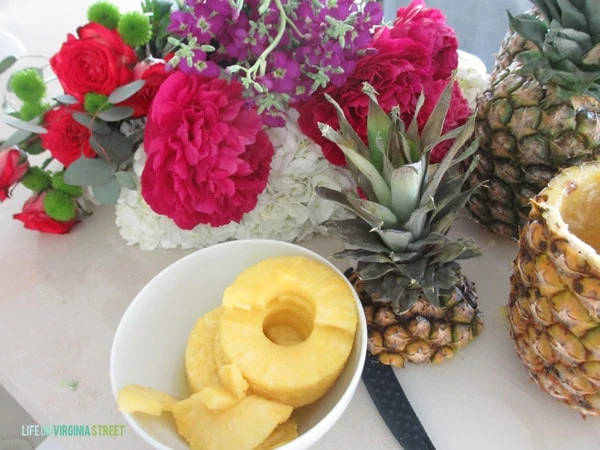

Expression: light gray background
xmin=383 ymin=0 xmax=533 ymax=70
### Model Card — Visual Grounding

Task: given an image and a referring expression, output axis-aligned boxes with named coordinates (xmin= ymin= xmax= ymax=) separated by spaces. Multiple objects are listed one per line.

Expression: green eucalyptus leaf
xmin=91 ymin=176 xmax=121 ymax=205
xmin=107 ymin=80 xmax=145 ymax=104
xmin=4 ymin=116 xmax=47 ymax=134
xmin=54 ymin=94 xmax=78 ymax=105
xmin=0 ymin=128 xmax=32 ymax=150
xmin=0 ymin=55 xmax=16 ymax=75
xmin=97 ymin=107 xmax=134 ymax=122
xmin=115 ymin=171 xmax=137 ymax=190
xmin=89 ymin=131 xmax=134 ymax=167
xmin=72 ymin=112 xmax=111 ymax=135
xmin=64 ymin=157 xmax=114 ymax=186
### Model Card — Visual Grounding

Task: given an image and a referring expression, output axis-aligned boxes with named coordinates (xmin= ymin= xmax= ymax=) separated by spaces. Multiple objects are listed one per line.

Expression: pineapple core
xmin=262 ymin=294 xmax=315 ymax=346
xmin=558 ymin=173 xmax=600 ymax=252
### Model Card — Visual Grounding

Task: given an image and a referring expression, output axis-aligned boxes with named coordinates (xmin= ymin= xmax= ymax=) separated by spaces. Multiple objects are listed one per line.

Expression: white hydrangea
xmin=115 ymin=110 xmax=354 ymax=250
xmin=456 ymin=50 xmax=490 ymax=109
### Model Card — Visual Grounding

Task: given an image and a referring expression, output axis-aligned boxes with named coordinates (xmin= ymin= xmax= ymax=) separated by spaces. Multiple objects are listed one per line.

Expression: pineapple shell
xmin=466 ymin=11 xmax=600 ymax=239
xmin=509 ymin=162 xmax=600 ymax=416
xmin=352 ymin=271 xmax=483 ymax=367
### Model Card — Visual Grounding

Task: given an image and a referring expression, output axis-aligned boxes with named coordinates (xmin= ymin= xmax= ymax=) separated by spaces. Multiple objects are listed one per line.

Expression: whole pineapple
xmin=317 ymin=82 xmax=484 ymax=367
xmin=467 ymin=0 xmax=600 ymax=239
xmin=509 ymin=162 xmax=600 ymax=416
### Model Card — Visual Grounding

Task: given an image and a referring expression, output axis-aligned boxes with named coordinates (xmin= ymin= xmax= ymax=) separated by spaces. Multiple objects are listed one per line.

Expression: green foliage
xmin=9 ymin=69 xmax=46 ymax=103
xmin=43 ymin=190 xmax=77 ymax=222
xmin=51 ymin=172 xmax=84 ymax=198
xmin=141 ymin=0 xmax=173 ymax=57
xmin=118 ymin=12 xmax=152 ymax=47
xmin=84 ymin=93 xmax=110 ymax=114
xmin=19 ymin=102 xmax=49 ymax=121
xmin=88 ymin=1 xmax=121 ymax=29
xmin=21 ymin=167 xmax=51 ymax=192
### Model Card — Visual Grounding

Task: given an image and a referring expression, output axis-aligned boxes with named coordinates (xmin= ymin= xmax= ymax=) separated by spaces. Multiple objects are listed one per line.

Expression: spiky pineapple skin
xmin=467 ymin=23 xmax=600 ymax=239
xmin=508 ymin=180 xmax=600 ymax=416
xmin=352 ymin=272 xmax=483 ymax=366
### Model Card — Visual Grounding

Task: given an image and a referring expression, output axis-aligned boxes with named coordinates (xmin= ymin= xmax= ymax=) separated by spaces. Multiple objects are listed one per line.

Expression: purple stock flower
xmin=264 ymin=51 xmax=301 ymax=93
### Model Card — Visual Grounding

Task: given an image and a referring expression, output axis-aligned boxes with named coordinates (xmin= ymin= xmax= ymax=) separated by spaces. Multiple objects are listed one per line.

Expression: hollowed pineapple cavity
xmin=219 ymin=256 xmax=358 ymax=408
xmin=557 ymin=171 xmax=600 ymax=252
xmin=262 ymin=293 xmax=315 ymax=346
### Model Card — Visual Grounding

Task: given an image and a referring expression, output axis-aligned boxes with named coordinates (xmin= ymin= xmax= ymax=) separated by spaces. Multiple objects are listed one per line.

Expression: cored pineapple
xmin=172 ymin=393 xmax=293 ymax=450
xmin=509 ymin=162 xmax=600 ymax=415
xmin=185 ymin=307 xmax=223 ymax=392
xmin=219 ymin=256 xmax=358 ymax=407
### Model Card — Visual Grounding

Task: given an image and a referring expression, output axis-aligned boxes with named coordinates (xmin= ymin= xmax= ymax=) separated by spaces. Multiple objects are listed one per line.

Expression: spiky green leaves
xmin=507 ymin=3 xmax=600 ymax=98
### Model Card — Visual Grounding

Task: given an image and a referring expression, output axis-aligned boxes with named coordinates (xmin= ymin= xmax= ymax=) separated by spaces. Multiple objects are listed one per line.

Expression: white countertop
xmin=1 ymin=1 xmax=600 ymax=449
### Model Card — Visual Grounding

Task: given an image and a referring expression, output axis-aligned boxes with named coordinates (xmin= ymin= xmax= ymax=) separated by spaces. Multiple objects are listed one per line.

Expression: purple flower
xmin=168 ymin=11 xmax=194 ymax=37
xmin=176 ymin=50 xmax=221 ymax=78
xmin=263 ymin=52 xmax=301 ymax=93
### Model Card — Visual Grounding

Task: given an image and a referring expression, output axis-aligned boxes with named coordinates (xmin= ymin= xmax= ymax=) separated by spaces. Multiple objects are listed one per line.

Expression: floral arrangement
xmin=0 ymin=0 xmax=488 ymax=249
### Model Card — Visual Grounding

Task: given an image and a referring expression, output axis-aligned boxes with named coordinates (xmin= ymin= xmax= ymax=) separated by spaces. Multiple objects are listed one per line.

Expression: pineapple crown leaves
xmin=507 ymin=1 xmax=600 ymax=98
xmin=316 ymin=81 xmax=483 ymax=311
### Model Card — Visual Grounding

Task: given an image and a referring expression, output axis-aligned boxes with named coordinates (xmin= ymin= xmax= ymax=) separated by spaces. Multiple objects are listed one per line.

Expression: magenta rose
xmin=0 ymin=148 xmax=29 ymax=201
xmin=141 ymin=72 xmax=274 ymax=229
xmin=388 ymin=0 xmax=459 ymax=80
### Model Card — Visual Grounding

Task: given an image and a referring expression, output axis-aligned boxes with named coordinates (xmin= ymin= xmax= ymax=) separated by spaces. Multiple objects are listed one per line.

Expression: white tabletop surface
xmin=1 ymin=1 xmax=600 ymax=449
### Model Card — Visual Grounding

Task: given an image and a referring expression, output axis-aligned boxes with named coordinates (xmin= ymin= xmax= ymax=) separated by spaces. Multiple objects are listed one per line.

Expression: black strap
xmin=362 ymin=353 xmax=437 ymax=450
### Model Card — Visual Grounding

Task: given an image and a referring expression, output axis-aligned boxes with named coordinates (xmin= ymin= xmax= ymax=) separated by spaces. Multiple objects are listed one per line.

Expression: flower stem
xmin=41 ymin=156 xmax=53 ymax=170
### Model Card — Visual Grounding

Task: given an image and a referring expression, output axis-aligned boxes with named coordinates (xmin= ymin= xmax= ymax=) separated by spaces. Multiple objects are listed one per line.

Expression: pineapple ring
xmin=219 ymin=256 xmax=358 ymax=408
xmin=185 ymin=307 xmax=223 ymax=392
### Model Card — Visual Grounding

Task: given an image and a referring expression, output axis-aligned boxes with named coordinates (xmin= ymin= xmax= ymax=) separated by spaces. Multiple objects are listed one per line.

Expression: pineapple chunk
xmin=198 ymin=384 xmax=240 ymax=410
xmin=172 ymin=393 xmax=293 ymax=450
xmin=185 ymin=307 xmax=223 ymax=392
xmin=218 ymin=364 xmax=249 ymax=399
xmin=117 ymin=384 xmax=179 ymax=415
xmin=219 ymin=256 xmax=357 ymax=407
xmin=255 ymin=419 xmax=298 ymax=450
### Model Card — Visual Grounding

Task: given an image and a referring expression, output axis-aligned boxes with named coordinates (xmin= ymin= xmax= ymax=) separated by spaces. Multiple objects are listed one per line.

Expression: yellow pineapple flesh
xmin=255 ymin=420 xmax=298 ymax=450
xmin=509 ymin=162 xmax=600 ymax=416
xmin=198 ymin=384 xmax=241 ymax=411
xmin=185 ymin=307 xmax=223 ymax=392
xmin=219 ymin=256 xmax=358 ymax=408
xmin=117 ymin=384 xmax=179 ymax=415
xmin=172 ymin=393 xmax=293 ymax=450
xmin=218 ymin=363 xmax=249 ymax=399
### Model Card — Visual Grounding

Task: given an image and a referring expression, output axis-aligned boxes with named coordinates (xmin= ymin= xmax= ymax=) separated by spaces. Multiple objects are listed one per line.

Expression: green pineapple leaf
xmin=390 ymin=162 xmax=424 ymax=224
xmin=319 ymin=122 xmax=391 ymax=207
xmin=322 ymin=218 xmax=390 ymax=253
xmin=507 ymin=11 xmax=548 ymax=50
xmin=582 ymin=2 xmax=600 ymax=43
xmin=333 ymin=249 xmax=394 ymax=264
xmin=407 ymin=92 xmax=425 ymax=145
xmin=323 ymin=93 xmax=371 ymax=159
xmin=363 ymin=83 xmax=391 ymax=172
xmin=556 ymin=0 xmax=588 ymax=32
xmin=420 ymin=80 xmax=453 ymax=151
xmin=376 ymin=228 xmax=414 ymax=252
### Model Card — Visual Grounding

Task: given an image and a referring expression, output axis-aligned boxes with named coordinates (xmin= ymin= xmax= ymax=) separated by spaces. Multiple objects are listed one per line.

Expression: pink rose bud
xmin=0 ymin=148 xmax=29 ymax=202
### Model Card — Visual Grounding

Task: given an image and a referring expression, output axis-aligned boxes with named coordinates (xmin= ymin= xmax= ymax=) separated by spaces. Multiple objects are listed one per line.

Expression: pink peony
xmin=141 ymin=72 xmax=274 ymax=229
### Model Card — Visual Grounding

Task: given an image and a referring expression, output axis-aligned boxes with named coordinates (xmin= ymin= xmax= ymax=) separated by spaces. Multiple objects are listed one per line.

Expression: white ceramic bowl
xmin=110 ymin=239 xmax=367 ymax=450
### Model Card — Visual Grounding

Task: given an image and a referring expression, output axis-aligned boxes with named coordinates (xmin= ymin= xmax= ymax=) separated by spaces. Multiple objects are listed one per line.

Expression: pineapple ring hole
xmin=559 ymin=177 xmax=600 ymax=252
xmin=262 ymin=294 xmax=315 ymax=346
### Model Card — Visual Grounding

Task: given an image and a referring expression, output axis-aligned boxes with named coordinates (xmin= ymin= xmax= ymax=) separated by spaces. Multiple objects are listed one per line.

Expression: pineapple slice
xmin=255 ymin=419 xmax=298 ymax=450
xmin=198 ymin=384 xmax=240 ymax=411
xmin=172 ymin=393 xmax=293 ymax=450
xmin=117 ymin=384 xmax=179 ymax=415
xmin=185 ymin=307 xmax=223 ymax=392
xmin=219 ymin=256 xmax=358 ymax=407
xmin=218 ymin=364 xmax=249 ymax=399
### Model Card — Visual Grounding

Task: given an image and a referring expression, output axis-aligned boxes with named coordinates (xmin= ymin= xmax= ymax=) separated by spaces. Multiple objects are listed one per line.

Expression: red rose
xmin=120 ymin=60 xmax=171 ymax=118
xmin=50 ymin=22 xmax=136 ymax=100
xmin=0 ymin=148 xmax=29 ymax=201
xmin=13 ymin=192 xmax=78 ymax=234
xmin=387 ymin=0 xmax=458 ymax=80
xmin=41 ymin=106 xmax=96 ymax=167
xmin=142 ymin=72 xmax=274 ymax=229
